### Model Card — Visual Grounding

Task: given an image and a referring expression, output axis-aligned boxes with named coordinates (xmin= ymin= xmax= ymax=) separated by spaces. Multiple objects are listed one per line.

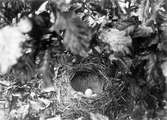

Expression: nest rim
xmin=68 ymin=63 xmax=109 ymax=97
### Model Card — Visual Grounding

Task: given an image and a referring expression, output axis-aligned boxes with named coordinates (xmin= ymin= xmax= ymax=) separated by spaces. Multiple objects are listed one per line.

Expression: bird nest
xmin=0 ymin=62 xmax=133 ymax=120
xmin=52 ymin=63 xmax=133 ymax=120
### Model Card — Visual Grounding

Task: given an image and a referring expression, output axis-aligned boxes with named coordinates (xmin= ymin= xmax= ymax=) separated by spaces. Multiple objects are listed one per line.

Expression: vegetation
xmin=0 ymin=0 xmax=167 ymax=120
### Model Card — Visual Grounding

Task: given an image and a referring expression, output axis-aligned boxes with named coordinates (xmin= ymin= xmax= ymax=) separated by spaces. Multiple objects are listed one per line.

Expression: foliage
xmin=0 ymin=0 xmax=167 ymax=120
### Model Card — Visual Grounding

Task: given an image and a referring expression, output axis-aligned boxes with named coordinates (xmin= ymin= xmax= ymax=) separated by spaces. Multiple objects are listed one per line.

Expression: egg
xmin=85 ymin=88 xmax=93 ymax=97
xmin=65 ymin=0 xmax=71 ymax=4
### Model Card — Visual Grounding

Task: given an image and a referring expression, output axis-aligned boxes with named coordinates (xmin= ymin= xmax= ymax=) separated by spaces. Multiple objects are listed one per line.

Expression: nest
xmin=52 ymin=63 xmax=133 ymax=120
xmin=70 ymin=64 xmax=106 ymax=95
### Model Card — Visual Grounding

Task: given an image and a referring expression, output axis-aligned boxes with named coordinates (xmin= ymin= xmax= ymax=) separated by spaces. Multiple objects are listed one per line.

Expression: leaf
xmin=54 ymin=12 xmax=92 ymax=57
xmin=50 ymin=0 xmax=71 ymax=10
xmin=51 ymin=0 xmax=71 ymax=5
xmin=99 ymin=28 xmax=132 ymax=54
xmin=28 ymin=0 xmax=48 ymax=11
xmin=158 ymin=22 xmax=167 ymax=52
xmin=134 ymin=0 xmax=150 ymax=23
xmin=133 ymin=25 xmax=153 ymax=38
xmin=84 ymin=15 xmax=107 ymax=28
xmin=132 ymin=0 xmax=164 ymax=25
xmin=146 ymin=54 xmax=165 ymax=97
xmin=12 ymin=53 xmax=35 ymax=82
xmin=35 ymin=1 xmax=48 ymax=15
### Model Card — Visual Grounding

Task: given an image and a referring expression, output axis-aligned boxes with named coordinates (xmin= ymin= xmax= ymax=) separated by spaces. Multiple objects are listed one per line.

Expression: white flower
xmin=0 ymin=18 xmax=32 ymax=74
xmin=17 ymin=17 xmax=32 ymax=33
xmin=99 ymin=28 xmax=132 ymax=53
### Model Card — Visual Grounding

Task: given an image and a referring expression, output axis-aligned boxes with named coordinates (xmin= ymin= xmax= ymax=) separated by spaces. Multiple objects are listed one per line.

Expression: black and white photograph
xmin=0 ymin=0 xmax=167 ymax=120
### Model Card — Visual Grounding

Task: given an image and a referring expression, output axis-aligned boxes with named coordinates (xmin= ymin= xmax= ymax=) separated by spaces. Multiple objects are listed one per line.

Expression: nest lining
xmin=70 ymin=70 xmax=105 ymax=95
